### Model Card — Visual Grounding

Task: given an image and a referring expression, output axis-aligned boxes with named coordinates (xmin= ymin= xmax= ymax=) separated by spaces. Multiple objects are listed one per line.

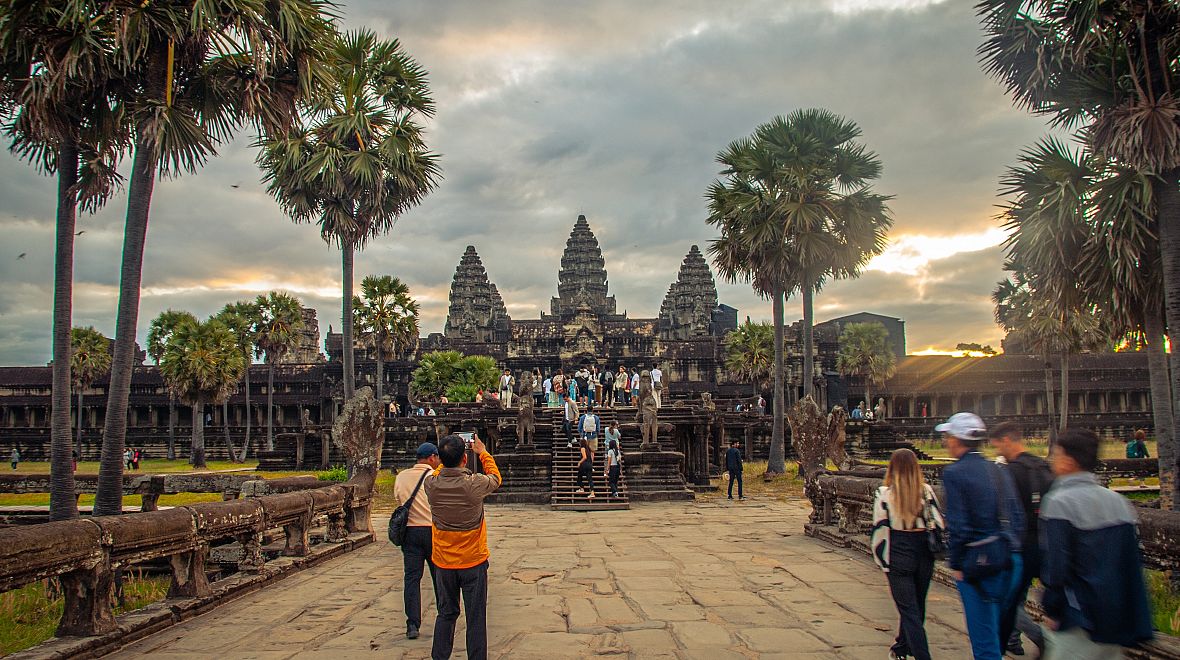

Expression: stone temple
xmin=419 ymin=214 xmax=737 ymax=393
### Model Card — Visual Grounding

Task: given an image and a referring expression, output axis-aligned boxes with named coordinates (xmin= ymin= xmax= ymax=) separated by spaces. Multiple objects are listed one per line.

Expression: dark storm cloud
xmin=0 ymin=0 xmax=1047 ymax=364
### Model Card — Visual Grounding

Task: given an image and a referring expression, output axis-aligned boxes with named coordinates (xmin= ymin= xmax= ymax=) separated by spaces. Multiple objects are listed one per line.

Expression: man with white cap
xmin=937 ymin=412 xmax=1025 ymax=660
xmin=394 ymin=442 xmax=442 ymax=640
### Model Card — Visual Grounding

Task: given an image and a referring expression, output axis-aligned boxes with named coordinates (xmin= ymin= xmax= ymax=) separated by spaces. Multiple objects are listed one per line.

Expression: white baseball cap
xmin=934 ymin=412 xmax=987 ymax=440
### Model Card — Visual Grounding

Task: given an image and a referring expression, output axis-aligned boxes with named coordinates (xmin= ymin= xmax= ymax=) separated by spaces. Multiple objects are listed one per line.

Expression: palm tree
xmin=353 ymin=275 xmax=420 ymax=409
xmin=706 ymin=110 xmax=892 ymax=475
xmin=835 ymin=322 xmax=897 ymax=409
xmin=147 ymin=310 xmax=197 ymax=461
xmin=257 ymin=29 xmax=441 ymax=403
xmin=723 ymin=320 xmax=775 ymax=397
xmin=159 ymin=318 xmax=247 ymax=469
xmin=254 ymin=292 xmax=304 ymax=451
xmin=1 ymin=1 xmax=127 ymax=522
xmin=214 ymin=302 xmax=260 ymax=462
xmin=977 ymin=0 xmax=1180 ymax=503
xmin=94 ymin=0 xmax=335 ymax=518
xmin=69 ymin=326 xmax=111 ymax=457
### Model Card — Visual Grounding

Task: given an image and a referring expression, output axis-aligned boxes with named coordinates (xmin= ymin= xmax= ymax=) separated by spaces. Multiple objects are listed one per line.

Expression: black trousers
xmin=402 ymin=526 xmax=436 ymax=629
xmin=432 ymin=561 xmax=488 ymax=660
xmin=727 ymin=469 xmax=743 ymax=498
xmin=563 ymin=419 xmax=574 ymax=443
xmin=577 ymin=461 xmax=594 ymax=492
xmin=885 ymin=531 xmax=934 ymax=660
xmin=608 ymin=464 xmax=620 ymax=496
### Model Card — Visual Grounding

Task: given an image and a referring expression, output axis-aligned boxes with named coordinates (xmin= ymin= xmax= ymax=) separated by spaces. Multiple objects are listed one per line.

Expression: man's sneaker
xmin=407 ymin=623 xmax=419 ymax=639
xmin=566 ymin=442 xmax=573 ymax=448
xmin=588 ymin=492 xmax=595 ymax=499
xmin=1006 ymin=638 xmax=1025 ymax=655
xmin=887 ymin=652 xmax=907 ymax=660
xmin=575 ymin=488 xmax=585 ymax=494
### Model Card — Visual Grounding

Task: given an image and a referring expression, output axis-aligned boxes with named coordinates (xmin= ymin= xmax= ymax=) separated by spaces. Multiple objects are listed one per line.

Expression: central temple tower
xmin=550 ymin=215 xmax=617 ymax=318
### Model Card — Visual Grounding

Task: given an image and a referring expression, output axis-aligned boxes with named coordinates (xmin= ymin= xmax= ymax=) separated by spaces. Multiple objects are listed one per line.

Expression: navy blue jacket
xmin=725 ymin=447 xmax=743 ymax=473
xmin=1040 ymin=472 xmax=1153 ymax=646
xmin=942 ymin=450 xmax=1025 ymax=572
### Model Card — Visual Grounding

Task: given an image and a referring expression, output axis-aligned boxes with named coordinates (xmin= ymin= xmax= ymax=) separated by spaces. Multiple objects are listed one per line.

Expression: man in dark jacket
xmin=1041 ymin=428 xmax=1152 ymax=656
xmin=725 ymin=440 xmax=744 ymax=500
xmin=989 ymin=421 xmax=1052 ymax=655
xmin=939 ymin=412 xmax=1025 ymax=660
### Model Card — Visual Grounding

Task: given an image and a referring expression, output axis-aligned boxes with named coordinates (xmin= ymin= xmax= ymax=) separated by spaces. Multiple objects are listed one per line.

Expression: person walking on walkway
xmin=9 ymin=446 xmax=19 ymax=470
xmin=604 ymin=437 xmax=622 ymax=498
xmin=578 ymin=404 xmax=601 ymax=452
xmin=1040 ymin=428 xmax=1153 ymax=658
xmin=394 ymin=442 xmax=441 ymax=640
xmin=725 ymin=440 xmax=744 ymax=500
xmin=939 ymin=412 xmax=1025 ymax=660
xmin=575 ymin=438 xmax=596 ymax=500
xmin=498 ymin=369 xmax=514 ymax=408
xmin=650 ymin=362 xmax=663 ymax=407
xmin=871 ymin=448 xmax=946 ymax=660
xmin=425 ymin=433 xmax=502 ymax=660
xmin=989 ymin=422 xmax=1052 ymax=656
xmin=563 ymin=393 xmax=580 ymax=448
xmin=1126 ymin=429 xmax=1150 ymax=459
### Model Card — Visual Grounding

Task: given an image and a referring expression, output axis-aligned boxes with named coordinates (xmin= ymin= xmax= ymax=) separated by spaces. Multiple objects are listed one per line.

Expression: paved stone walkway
xmin=107 ymin=499 xmax=979 ymax=659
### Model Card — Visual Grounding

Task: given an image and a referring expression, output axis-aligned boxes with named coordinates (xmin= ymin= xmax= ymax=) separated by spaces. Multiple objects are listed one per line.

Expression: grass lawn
xmin=696 ymin=460 xmax=806 ymax=502
xmin=0 ymin=570 xmax=168 ymax=656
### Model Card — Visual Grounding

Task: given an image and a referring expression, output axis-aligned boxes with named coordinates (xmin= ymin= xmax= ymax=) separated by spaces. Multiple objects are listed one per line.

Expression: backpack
xmin=583 ymin=414 xmax=598 ymax=434
xmin=388 ymin=470 xmax=429 ymax=546
xmin=1126 ymin=441 xmax=1137 ymax=459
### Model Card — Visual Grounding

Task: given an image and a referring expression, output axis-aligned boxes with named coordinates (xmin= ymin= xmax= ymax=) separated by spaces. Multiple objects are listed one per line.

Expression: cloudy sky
xmin=0 ymin=0 xmax=1055 ymax=365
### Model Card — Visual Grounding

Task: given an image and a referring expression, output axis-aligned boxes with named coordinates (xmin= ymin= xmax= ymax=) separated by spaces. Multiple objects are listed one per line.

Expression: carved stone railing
xmin=0 ymin=478 xmax=372 ymax=641
xmin=806 ymin=473 xmax=1180 ymax=660
xmin=0 ymin=471 xmax=260 ymax=514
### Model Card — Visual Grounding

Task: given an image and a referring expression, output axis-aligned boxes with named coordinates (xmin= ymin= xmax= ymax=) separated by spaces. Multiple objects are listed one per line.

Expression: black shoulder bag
xmin=961 ymin=464 xmax=1012 ymax=581
xmin=388 ymin=470 xmax=429 ymax=546
xmin=924 ymin=492 xmax=948 ymax=560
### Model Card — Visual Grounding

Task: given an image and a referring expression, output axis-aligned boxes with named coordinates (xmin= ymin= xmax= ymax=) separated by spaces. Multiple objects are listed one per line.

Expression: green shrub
xmin=317 ymin=465 xmax=348 ymax=482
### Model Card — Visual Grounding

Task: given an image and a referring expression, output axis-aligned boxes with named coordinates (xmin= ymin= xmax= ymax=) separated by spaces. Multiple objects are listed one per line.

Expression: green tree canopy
xmin=835 ymin=322 xmax=897 ymax=408
xmin=411 ymin=351 xmax=499 ymax=403
xmin=723 ymin=321 xmax=774 ymax=395
xmin=353 ymin=274 xmax=419 ymax=405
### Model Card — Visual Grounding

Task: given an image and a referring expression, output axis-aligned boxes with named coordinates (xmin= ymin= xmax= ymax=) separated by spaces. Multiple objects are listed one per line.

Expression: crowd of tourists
xmin=871 ymin=413 xmax=1152 ymax=660
xmin=536 ymin=362 xmax=664 ymax=409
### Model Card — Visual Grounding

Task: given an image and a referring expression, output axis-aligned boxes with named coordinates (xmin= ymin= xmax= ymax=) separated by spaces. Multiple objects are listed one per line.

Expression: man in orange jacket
xmin=425 ymin=433 xmax=501 ymax=660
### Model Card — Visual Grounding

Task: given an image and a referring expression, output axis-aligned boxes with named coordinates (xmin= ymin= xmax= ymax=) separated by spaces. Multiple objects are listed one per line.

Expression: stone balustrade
xmin=0 ymin=478 xmax=370 ymax=640
xmin=0 ymin=471 xmax=260 ymax=515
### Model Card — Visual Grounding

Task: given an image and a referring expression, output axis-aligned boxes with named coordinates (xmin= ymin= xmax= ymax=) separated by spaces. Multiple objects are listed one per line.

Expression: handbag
xmin=961 ymin=464 xmax=1012 ymax=581
xmin=388 ymin=470 xmax=429 ymax=546
xmin=924 ymin=496 xmax=947 ymax=560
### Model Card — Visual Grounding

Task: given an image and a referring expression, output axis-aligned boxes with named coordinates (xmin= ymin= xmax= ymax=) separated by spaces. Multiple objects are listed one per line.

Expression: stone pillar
xmin=1015 ymin=394 xmax=1023 ymax=415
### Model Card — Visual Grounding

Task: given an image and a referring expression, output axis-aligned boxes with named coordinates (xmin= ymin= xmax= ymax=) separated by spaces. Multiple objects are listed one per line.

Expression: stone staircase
xmin=541 ymin=407 xmax=631 ymax=511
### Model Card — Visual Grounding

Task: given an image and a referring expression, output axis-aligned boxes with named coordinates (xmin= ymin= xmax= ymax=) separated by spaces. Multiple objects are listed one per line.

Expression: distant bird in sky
xmin=17 ymin=252 xmax=26 ymax=259
xmin=75 ymin=230 xmax=85 ymax=236
xmin=230 ymin=183 xmax=241 ymax=189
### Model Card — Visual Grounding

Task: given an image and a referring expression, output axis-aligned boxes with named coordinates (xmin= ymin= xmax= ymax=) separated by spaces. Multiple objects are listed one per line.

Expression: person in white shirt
xmin=498 ymin=369 xmax=514 ymax=408
xmin=630 ymin=369 xmax=640 ymax=402
xmin=650 ymin=362 xmax=663 ymax=408
xmin=543 ymin=376 xmax=553 ymax=408
xmin=563 ymin=393 xmax=580 ymax=448
xmin=393 ymin=443 xmax=442 ymax=639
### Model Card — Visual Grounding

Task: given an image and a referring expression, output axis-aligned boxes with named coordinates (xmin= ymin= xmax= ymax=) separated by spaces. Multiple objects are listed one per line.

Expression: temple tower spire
xmin=659 ymin=245 xmax=719 ymax=339
xmin=551 ymin=214 xmax=617 ymax=317
xmin=444 ymin=245 xmax=510 ymax=342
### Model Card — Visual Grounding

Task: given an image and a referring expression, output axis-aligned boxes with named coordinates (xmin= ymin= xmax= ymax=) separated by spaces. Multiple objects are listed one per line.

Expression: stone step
xmin=549 ymin=502 xmax=630 ymax=511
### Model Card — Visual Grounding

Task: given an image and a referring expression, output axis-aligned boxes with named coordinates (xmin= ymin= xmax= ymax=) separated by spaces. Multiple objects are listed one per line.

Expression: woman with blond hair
xmin=871 ymin=448 xmax=945 ymax=660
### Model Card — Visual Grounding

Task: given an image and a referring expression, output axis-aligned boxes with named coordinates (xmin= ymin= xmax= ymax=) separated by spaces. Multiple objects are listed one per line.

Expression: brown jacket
xmin=425 ymin=452 xmax=501 ymax=569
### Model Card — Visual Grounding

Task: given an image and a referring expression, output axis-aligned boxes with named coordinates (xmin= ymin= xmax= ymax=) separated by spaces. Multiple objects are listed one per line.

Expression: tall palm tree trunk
xmin=1146 ymin=308 xmax=1176 ymax=509
xmin=342 ymin=243 xmax=356 ymax=402
xmin=50 ymin=141 xmax=79 ymax=521
xmin=76 ymin=389 xmax=84 ymax=457
xmin=1058 ymin=351 xmax=1070 ymax=433
xmin=802 ymin=282 xmax=816 ymax=399
xmin=223 ymin=399 xmax=236 ymax=463
xmin=243 ymin=366 xmax=252 ymax=460
xmin=1043 ymin=357 xmax=1058 ymax=449
xmin=767 ymin=286 xmax=786 ymax=475
xmin=96 ymin=137 xmax=158 ymax=518
xmin=267 ymin=361 xmax=276 ymax=451
xmin=166 ymin=396 xmax=176 ymax=460
xmin=192 ymin=398 xmax=206 ymax=469
xmin=376 ymin=345 xmax=385 ymax=409
xmin=1155 ymin=170 xmax=1180 ymax=510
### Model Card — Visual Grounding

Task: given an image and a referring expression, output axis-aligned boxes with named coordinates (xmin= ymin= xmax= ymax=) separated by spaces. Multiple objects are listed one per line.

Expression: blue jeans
xmin=955 ymin=554 xmax=1023 ymax=660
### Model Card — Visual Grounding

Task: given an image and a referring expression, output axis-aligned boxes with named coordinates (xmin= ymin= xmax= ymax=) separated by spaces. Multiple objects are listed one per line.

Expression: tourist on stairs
xmin=605 ymin=437 xmax=623 ymax=498
xmin=578 ymin=403 xmax=601 ymax=452
xmin=871 ymin=448 xmax=945 ymax=660
xmin=604 ymin=420 xmax=621 ymax=458
xmin=425 ymin=433 xmax=501 ymax=660
xmin=575 ymin=438 xmax=596 ymax=500
xmin=393 ymin=442 xmax=441 ymax=640
xmin=563 ymin=393 xmax=580 ymax=448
